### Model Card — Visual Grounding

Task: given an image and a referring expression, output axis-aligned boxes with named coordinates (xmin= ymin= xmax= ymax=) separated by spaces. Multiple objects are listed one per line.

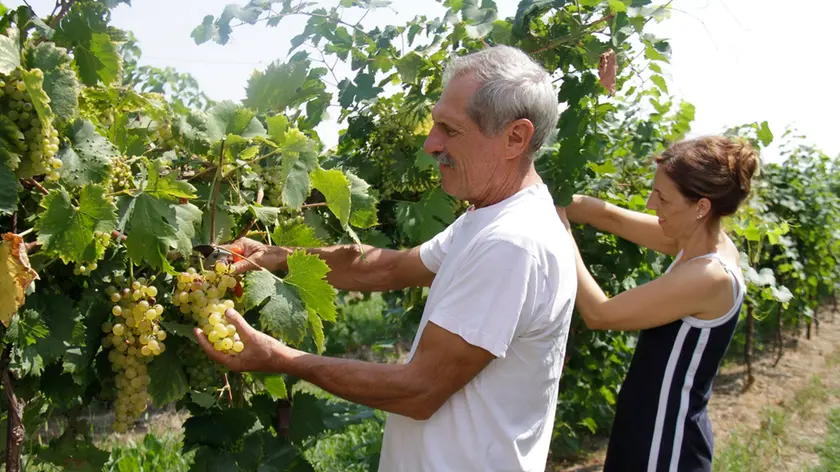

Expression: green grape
xmin=105 ymin=155 xmax=134 ymax=192
xmin=0 ymin=68 xmax=62 ymax=180
xmin=104 ymin=276 xmax=167 ymax=433
xmin=173 ymin=263 xmax=245 ymax=356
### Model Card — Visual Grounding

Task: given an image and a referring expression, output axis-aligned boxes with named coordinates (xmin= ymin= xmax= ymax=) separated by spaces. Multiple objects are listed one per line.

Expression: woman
xmin=556 ymin=136 xmax=759 ymax=471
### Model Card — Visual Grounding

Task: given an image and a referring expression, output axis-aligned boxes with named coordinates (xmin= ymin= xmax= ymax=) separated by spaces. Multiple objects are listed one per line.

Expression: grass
xmin=713 ymin=407 xmax=790 ymax=472
xmin=793 ymin=375 xmax=830 ymax=420
xmin=810 ymin=407 xmax=840 ymax=472
xmin=20 ymin=431 xmax=194 ymax=472
xmin=713 ymin=373 xmax=832 ymax=472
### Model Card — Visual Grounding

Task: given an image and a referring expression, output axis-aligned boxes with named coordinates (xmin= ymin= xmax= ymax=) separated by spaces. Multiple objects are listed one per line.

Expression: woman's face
xmin=646 ymin=166 xmax=704 ymax=239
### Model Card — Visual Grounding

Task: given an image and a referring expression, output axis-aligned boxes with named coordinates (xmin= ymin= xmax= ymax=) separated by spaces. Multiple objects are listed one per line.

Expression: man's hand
xmin=221 ymin=238 xmax=290 ymax=274
xmin=194 ymin=307 xmax=288 ymax=373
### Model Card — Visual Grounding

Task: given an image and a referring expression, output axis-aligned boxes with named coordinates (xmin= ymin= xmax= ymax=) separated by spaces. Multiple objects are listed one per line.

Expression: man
xmin=196 ymin=45 xmax=577 ymax=472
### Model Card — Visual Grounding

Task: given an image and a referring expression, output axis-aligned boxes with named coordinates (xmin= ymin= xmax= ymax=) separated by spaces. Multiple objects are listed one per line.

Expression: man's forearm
xmin=265 ymin=244 xmax=402 ymax=292
xmin=270 ymin=344 xmax=431 ymax=420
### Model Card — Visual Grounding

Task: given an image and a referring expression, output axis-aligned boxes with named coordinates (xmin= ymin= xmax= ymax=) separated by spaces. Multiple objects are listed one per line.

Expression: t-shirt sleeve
xmin=418 ymin=215 xmax=464 ymax=273
xmin=427 ymin=239 xmax=537 ymax=358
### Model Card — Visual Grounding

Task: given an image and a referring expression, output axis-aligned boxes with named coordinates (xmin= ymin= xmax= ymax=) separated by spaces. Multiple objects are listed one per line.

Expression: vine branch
xmin=2 ymin=346 xmax=23 ymax=472
xmin=48 ymin=0 xmax=76 ymax=29
xmin=22 ymin=179 xmax=49 ymax=196
xmin=209 ymin=138 xmax=226 ymax=246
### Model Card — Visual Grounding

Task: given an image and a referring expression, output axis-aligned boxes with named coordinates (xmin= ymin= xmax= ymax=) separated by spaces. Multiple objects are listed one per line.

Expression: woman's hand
xmin=556 ymin=205 xmax=572 ymax=232
xmin=221 ymin=238 xmax=290 ymax=274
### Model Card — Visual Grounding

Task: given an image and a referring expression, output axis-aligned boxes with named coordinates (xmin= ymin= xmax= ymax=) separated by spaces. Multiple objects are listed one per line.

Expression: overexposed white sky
xmin=9 ymin=0 xmax=840 ymax=163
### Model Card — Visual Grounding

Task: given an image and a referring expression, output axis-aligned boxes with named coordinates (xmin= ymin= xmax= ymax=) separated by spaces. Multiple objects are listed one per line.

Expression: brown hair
xmin=654 ymin=136 xmax=760 ymax=218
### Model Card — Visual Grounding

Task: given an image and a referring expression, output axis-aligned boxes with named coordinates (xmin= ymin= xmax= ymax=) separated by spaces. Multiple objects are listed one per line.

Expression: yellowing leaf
xmin=0 ymin=233 xmax=39 ymax=327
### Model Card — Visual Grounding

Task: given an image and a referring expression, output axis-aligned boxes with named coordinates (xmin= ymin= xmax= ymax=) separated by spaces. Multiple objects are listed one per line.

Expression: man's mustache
xmin=432 ymin=151 xmax=455 ymax=168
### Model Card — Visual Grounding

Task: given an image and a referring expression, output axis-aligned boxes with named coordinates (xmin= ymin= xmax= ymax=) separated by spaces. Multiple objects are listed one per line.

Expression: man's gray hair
xmin=442 ymin=45 xmax=559 ymax=158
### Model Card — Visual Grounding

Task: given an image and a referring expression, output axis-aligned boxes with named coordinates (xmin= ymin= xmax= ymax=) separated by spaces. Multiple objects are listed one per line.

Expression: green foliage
xmin=0 ymin=0 xmax=838 ymax=471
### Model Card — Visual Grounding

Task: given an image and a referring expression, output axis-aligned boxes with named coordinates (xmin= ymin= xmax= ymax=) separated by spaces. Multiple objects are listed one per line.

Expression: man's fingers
xmin=224 ymin=308 xmax=251 ymax=337
xmin=194 ymin=327 xmax=226 ymax=363
xmin=231 ymin=259 xmax=256 ymax=274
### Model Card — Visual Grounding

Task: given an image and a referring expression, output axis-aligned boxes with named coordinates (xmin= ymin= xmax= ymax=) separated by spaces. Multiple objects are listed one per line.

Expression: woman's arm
xmin=557 ymin=208 xmax=730 ymax=331
xmin=562 ymin=195 xmax=679 ymax=256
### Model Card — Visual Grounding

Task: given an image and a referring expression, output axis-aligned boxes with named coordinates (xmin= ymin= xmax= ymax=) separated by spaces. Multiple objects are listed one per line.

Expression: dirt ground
xmin=551 ymin=308 xmax=840 ymax=471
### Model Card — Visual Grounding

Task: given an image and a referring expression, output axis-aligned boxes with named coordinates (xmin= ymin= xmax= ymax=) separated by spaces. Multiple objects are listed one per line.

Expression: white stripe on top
xmin=647 ymin=322 xmax=691 ymax=472
xmin=669 ymin=327 xmax=710 ymax=471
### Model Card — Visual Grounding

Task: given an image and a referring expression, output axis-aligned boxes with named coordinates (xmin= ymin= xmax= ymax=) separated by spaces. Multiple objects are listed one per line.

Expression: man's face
xmin=423 ymin=74 xmax=508 ymax=202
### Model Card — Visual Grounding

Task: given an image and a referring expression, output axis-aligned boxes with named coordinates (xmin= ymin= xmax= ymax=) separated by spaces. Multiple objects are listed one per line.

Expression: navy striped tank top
xmin=603 ymin=250 xmax=745 ymax=472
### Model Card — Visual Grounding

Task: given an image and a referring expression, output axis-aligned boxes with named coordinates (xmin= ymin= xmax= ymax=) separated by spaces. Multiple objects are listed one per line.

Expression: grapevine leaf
xmin=147 ymin=344 xmax=189 ymax=407
xmin=288 ymin=392 xmax=375 ymax=444
xmin=267 ymin=114 xmax=288 ymax=144
xmin=189 ymin=447 xmax=237 ymax=472
xmin=308 ymin=309 xmax=325 ymax=354
xmin=279 ymin=130 xmax=320 ymax=209
xmin=183 ymin=408 xmax=257 ymax=451
xmin=257 ymin=432 xmax=316 ymax=472
xmin=242 ymin=271 xmax=278 ymax=312
xmin=282 ymin=159 xmax=313 ymax=209
xmin=346 ymin=170 xmax=378 ymax=228
xmin=758 ymin=121 xmax=774 ymax=147
xmin=396 ymin=51 xmax=424 ymax=84
xmin=0 ymin=234 xmax=39 ymax=327
xmin=58 ymin=119 xmax=118 ymax=187
xmin=310 ymin=167 xmax=351 ymax=229
xmin=145 ymin=159 xmax=198 ymax=200
xmin=264 ymin=375 xmax=288 ymax=399
xmin=118 ymin=161 xmax=202 ymax=271
xmin=177 ymin=101 xmax=266 ymax=153
xmin=231 ymin=432 xmax=265 ymax=472
xmin=242 ymin=271 xmax=309 ymax=344
xmin=160 ymin=321 xmax=199 ymax=344
xmin=0 ymin=115 xmax=25 ymax=171
xmin=34 ymin=185 xmax=117 ymax=264
xmin=37 ymin=434 xmax=109 ymax=472
xmin=190 ymin=390 xmax=217 ymax=408
xmin=272 ymin=223 xmax=325 ymax=248
xmin=395 ymin=187 xmax=455 ymax=244
xmin=250 ymin=205 xmax=281 ymax=227
xmin=30 ymin=293 xmax=78 ymax=365
xmin=21 ymin=69 xmax=54 ymax=129
xmin=285 ymin=250 xmax=336 ymax=323
xmin=0 ymin=27 xmax=20 ymax=74
xmin=244 ymin=59 xmax=310 ymax=113
xmin=207 ymin=101 xmax=266 ymax=140
xmin=74 ymin=32 xmax=119 ymax=86
xmin=0 ymin=160 xmax=18 ymax=214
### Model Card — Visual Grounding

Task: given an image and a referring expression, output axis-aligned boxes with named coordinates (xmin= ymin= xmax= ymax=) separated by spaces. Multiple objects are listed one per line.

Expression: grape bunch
xmin=179 ymin=342 xmax=223 ymax=391
xmin=72 ymin=232 xmax=112 ymax=275
xmin=260 ymin=165 xmax=285 ymax=207
xmin=173 ymin=263 xmax=245 ymax=355
xmin=105 ymin=155 xmax=134 ymax=192
xmin=101 ymin=275 xmax=167 ymax=433
xmin=0 ymin=68 xmax=61 ymax=181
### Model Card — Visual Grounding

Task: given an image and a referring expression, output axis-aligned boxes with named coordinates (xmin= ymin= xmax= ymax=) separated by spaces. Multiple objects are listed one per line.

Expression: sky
xmin=8 ymin=0 xmax=840 ymax=164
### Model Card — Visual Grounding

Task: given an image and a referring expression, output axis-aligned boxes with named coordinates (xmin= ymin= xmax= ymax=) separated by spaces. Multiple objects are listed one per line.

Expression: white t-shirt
xmin=377 ymin=183 xmax=577 ymax=472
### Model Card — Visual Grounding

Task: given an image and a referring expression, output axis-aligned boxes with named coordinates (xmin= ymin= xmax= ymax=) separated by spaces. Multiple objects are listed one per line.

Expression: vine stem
xmin=301 ymin=202 xmax=328 ymax=209
xmin=22 ymin=179 xmax=49 ymax=196
xmin=209 ymin=139 xmax=227 ymax=246
xmin=14 ymin=228 xmax=33 ymax=238
xmin=48 ymin=0 xmax=76 ymax=29
xmin=223 ymin=373 xmax=233 ymax=407
xmin=529 ymin=14 xmax=615 ymax=55
xmin=2 ymin=346 xmax=23 ymax=472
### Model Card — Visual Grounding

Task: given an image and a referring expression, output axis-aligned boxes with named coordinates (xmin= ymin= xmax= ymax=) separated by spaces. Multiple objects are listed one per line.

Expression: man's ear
xmin=505 ymin=118 xmax=535 ymax=160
